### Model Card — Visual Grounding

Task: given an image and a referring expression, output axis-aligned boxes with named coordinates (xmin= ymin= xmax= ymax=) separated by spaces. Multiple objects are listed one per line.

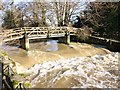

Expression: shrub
xmin=76 ymin=26 xmax=93 ymax=41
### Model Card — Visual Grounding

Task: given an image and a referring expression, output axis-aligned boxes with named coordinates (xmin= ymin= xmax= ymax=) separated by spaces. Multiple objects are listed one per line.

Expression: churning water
xmin=0 ymin=40 xmax=119 ymax=88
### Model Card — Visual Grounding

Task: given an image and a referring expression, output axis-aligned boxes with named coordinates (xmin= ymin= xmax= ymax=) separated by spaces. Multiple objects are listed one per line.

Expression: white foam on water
xmin=23 ymin=52 xmax=119 ymax=88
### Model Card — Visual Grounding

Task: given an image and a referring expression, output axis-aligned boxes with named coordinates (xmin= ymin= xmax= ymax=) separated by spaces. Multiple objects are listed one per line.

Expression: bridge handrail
xmin=3 ymin=78 xmax=13 ymax=90
xmin=3 ymin=65 xmax=15 ymax=76
xmin=2 ymin=27 xmax=82 ymax=42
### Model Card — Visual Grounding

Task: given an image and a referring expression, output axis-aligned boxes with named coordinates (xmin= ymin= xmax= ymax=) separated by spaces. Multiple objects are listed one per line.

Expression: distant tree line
xmin=79 ymin=2 xmax=120 ymax=37
xmin=0 ymin=0 xmax=119 ymax=40
xmin=70 ymin=1 xmax=120 ymax=40
xmin=1 ymin=0 xmax=88 ymax=29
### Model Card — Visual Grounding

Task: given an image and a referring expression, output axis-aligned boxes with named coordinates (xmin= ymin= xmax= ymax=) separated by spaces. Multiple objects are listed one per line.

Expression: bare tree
xmin=0 ymin=0 xmax=3 ymax=10
xmin=81 ymin=1 xmax=120 ymax=40
xmin=52 ymin=0 xmax=88 ymax=26
xmin=1 ymin=0 xmax=91 ymax=28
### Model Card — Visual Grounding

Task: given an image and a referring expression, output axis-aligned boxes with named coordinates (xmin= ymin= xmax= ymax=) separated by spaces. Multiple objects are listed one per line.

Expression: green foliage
xmin=2 ymin=51 xmax=8 ymax=56
xmin=76 ymin=26 xmax=92 ymax=41
xmin=12 ymin=80 xmax=19 ymax=89
xmin=12 ymin=79 xmax=31 ymax=88
xmin=19 ymin=73 xmax=27 ymax=78
xmin=24 ymin=81 xmax=32 ymax=88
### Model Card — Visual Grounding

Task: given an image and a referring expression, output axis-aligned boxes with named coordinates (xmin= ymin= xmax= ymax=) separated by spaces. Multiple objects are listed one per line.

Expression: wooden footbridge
xmin=1 ymin=27 xmax=80 ymax=50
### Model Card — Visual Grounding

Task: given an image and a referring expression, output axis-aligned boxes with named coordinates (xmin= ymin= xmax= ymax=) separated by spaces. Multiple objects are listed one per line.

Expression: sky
xmin=13 ymin=0 xmax=96 ymax=3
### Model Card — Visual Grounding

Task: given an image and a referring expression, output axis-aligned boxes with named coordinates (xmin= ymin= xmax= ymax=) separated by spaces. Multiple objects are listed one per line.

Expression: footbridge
xmin=1 ymin=27 xmax=81 ymax=50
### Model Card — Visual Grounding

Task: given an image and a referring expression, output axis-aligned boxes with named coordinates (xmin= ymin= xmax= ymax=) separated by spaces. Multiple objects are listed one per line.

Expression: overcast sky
xmin=13 ymin=0 xmax=95 ymax=3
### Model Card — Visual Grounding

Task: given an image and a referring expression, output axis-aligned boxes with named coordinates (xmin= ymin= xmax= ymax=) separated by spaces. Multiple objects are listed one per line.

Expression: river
xmin=0 ymin=40 xmax=119 ymax=88
xmin=0 ymin=40 xmax=110 ymax=68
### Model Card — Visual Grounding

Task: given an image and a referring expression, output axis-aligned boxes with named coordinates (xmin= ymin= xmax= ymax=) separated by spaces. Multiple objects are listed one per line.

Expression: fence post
xmin=0 ymin=63 xmax=3 ymax=89
xmin=19 ymin=83 xmax=22 ymax=89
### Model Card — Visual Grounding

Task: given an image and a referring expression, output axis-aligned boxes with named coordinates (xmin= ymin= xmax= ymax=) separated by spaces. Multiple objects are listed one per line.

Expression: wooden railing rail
xmin=2 ymin=27 xmax=80 ymax=42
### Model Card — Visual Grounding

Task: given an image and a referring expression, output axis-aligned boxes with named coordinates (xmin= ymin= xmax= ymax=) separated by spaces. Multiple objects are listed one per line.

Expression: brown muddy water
xmin=0 ymin=40 xmax=119 ymax=88
xmin=0 ymin=40 xmax=110 ymax=68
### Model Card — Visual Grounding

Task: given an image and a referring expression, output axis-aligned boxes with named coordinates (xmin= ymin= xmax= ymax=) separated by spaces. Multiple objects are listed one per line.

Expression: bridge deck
xmin=1 ymin=27 xmax=80 ymax=42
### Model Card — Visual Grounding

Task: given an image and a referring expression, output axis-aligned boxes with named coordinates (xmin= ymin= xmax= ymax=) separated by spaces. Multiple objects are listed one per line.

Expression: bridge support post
xmin=20 ymin=33 xmax=29 ymax=50
xmin=65 ymin=32 xmax=70 ymax=44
